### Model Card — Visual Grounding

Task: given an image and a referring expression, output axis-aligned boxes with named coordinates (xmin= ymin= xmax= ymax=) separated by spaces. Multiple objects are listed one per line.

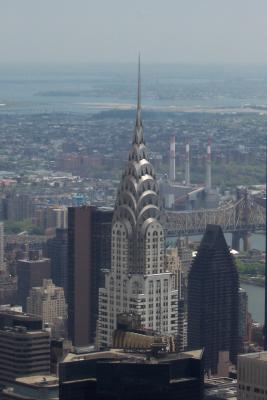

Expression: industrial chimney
xmin=185 ymin=141 xmax=190 ymax=185
xmin=206 ymin=138 xmax=212 ymax=191
xmin=169 ymin=135 xmax=176 ymax=181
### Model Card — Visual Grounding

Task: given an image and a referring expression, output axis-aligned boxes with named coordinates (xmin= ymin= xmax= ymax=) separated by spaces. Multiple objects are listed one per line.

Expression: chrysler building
xmin=98 ymin=60 xmax=178 ymax=348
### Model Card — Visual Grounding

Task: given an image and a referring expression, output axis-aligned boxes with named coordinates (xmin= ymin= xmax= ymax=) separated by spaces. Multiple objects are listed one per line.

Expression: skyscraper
xmin=188 ymin=224 xmax=239 ymax=374
xmin=67 ymin=206 xmax=112 ymax=347
xmin=97 ymin=61 xmax=178 ymax=349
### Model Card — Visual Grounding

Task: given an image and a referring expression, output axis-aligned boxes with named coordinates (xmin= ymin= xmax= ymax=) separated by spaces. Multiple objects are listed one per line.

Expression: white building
xmin=97 ymin=63 xmax=178 ymax=349
xmin=238 ymin=352 xmax=267 ymax=399
xmin=27 ymin=279 xmax=67 ymax=337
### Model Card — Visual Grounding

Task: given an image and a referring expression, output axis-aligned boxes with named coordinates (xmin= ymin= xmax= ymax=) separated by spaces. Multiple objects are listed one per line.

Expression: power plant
xmin=160 ymin=136 xmax=219 ymax=211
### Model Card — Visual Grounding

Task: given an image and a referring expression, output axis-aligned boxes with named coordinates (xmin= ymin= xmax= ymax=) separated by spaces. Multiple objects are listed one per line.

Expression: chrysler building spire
xmin=133 ymin=54 xmax=144 ymax=145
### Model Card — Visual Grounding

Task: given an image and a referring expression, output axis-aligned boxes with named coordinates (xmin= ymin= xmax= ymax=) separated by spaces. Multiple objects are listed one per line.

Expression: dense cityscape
xmin=1 ymin=0 xmax=267 ymax=393
xmin=0 ymin=60 xmax=265 ymax=400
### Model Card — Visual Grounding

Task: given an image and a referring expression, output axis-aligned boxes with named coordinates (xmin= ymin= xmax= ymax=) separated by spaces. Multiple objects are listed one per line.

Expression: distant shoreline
xmin=240 ymin=276 xmax=265 ymax=287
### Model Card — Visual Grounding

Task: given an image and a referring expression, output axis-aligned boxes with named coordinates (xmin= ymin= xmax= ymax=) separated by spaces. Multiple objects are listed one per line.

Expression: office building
xmin=238 ymin=352 xmax=267 ymax=399
xmin=4 ymin=192 xmax=34 ymax=221
xmin=46 ymin=228 xmax=68 ymax=296
xmin=0 ymin=326 xmax=50 ymax=385
xmin=59 ymin=348 xmax=204 ymax=400
xmin=188 ymin=224 xmax=239 ymax=374
xmin=67 ymin=206 xmax=112 ymax=346
xmin=98 ymin=62 xmax=178 ymax=349
xmin=17 ymin=250 xmax=51 ymax=310
xmin=27 ymin=279 xmax=67 ymax=337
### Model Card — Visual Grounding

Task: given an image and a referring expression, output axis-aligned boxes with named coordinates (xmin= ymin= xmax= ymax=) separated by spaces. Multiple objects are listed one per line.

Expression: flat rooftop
xmin=63 ymin=348 xmax=203 ymax=364
xmin=16 ymin=375 xmax=58 ymax=388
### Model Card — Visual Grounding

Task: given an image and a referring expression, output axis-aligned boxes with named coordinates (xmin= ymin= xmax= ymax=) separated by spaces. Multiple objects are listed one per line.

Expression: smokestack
xmin=185 ymin=141 xmax=190 ymax=185
xmin=206 ymin=138 xmax=212 ymax=191
xmin=169 ymin=135 xmax=176 ymax=181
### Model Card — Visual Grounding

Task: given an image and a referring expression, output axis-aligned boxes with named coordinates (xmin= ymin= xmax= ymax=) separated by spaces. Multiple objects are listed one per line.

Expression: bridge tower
xmin=241 ymin=189 xmax=251 ymax=252
xmin=232 ymin=188 xmax=251 ymax=252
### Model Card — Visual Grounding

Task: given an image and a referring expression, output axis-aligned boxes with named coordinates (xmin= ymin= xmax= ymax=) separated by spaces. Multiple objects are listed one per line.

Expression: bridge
xmin=166 ymin=191 xmax=266 ymax=251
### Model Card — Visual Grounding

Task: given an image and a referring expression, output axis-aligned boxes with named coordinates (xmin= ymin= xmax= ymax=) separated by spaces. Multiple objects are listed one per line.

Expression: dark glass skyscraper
xmin=188 ymin=224 xmax=239 ymax=374
xmin=67 ymin=206 xmax=112 ymax=347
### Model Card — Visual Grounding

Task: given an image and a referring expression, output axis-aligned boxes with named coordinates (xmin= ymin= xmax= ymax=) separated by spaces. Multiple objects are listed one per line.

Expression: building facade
xmin=238 ymin=352 xmax=267 ymax=400
xmin=67 ymin=206 xmax=112 ymax=347
xmin=188 ymin=224 xmax=239 ymax=374
xmin=98 ymin=65 xmax=178 ymax=348
xmin=27 ymin=279 xmax=67 ymax=337
xmin=0 ymin=326 xmax=50 ymax=385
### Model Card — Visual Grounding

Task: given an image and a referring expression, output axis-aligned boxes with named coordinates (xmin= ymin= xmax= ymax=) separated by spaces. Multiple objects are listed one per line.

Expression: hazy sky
xmin=1 ymin=0 xmax=267 ymax=64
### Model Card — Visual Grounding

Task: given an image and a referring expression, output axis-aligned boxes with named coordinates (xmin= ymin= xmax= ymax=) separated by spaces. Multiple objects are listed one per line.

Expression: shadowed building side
xmin=67 ymin=206 xmax=112 ymax=347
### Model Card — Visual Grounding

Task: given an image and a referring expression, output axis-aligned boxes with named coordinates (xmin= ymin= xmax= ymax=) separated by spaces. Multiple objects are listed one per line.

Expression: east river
xmin=231 ymin=233 xmax=265 ymax=324
xmin=227 ymin=232 xmax=265 ymax=324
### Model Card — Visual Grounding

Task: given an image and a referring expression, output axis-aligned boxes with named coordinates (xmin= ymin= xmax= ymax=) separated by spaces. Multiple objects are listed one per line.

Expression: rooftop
xmin=16 ymin=375 xmax=58 ymax=388
xmin=63 ymin=348 xmax=203 ymax=364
